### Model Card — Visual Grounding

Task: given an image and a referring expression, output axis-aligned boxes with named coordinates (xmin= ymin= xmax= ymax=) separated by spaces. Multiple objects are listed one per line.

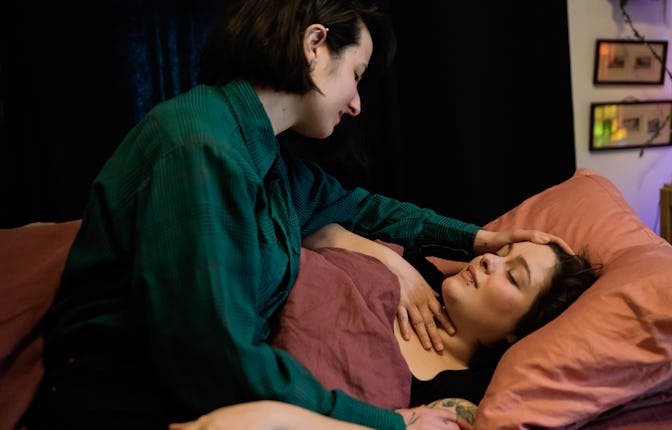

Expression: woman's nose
xmin=346 ymin=91 xmax=361 ymax=116
xmin=480 ymin=253 xmax=500 ymax=274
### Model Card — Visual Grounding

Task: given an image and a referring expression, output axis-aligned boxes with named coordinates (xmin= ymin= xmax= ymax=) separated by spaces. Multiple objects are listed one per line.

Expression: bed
xmin=2 ymin=168 xmax=671 ymax=429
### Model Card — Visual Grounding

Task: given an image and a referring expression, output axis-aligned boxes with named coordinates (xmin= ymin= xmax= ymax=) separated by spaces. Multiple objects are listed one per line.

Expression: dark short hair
xmin=197 ymin=0 xmax=396 ymax=93
xmin=470 ymin=242 xmax=601 ymax=371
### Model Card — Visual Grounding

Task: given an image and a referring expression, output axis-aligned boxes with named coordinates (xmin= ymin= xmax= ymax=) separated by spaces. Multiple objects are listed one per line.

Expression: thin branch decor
xmin=619 ymin=0 xmax=672 ymax=156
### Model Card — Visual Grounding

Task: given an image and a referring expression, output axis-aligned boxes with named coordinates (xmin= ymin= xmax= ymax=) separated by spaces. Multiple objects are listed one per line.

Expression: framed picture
xmin=593 ymin=39 xmax=668 ymax=85
xmin=589 ymin=100 xmax=672 ymax=151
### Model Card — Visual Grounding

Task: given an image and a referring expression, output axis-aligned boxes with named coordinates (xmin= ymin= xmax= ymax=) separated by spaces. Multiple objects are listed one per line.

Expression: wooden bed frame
xmin=662 ymin=183 xmax=672 ymax=244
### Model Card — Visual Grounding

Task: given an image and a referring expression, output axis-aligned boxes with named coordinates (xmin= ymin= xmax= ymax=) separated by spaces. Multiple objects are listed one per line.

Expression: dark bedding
xmin=271 ymin=246 xmax=412 ymax=410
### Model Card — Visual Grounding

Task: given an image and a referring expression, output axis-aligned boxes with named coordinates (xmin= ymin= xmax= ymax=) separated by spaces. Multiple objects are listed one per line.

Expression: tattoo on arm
xmin=426 ymin=398 xmax=477 ymax=425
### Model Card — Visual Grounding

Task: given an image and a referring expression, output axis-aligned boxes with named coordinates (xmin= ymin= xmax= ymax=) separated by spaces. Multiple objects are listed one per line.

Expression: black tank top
xmin=410 ymin=368 xmax=491 ymax=406
xmin=403 ymin=250 xmax=494 ymax=406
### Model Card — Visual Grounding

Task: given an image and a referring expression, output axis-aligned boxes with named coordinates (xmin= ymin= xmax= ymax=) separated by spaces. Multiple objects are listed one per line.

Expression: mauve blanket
xmin=271 ymin=246 xmax=412 ymax=409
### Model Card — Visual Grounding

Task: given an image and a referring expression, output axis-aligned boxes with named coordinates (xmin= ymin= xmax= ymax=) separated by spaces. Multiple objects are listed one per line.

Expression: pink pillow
xmin=0 ymin=220 xmax=81 ymax=430
xmin=474 ymin=168 xmax=672 ymax=429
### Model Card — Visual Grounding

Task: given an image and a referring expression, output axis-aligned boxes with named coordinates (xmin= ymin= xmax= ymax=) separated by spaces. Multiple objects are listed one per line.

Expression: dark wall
xmin=0 ymin=1 xmax=575 ymax=228
xmin=361 ymin=1 xmax=576 ymax=225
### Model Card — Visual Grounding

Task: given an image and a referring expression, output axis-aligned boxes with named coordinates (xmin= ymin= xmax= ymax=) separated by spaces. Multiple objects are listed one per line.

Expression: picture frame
xmin=589 ymin=100 xmax=672 ymax=151
xmin=593 ymin=39 xmax=668 ymax=85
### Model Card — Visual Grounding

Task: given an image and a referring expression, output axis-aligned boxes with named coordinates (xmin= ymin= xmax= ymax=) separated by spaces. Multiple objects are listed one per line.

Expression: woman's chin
xmin=314 ymin=126 xmax=335 ymax=140
xmin=296 ymin=126 xmax=333 ymax=140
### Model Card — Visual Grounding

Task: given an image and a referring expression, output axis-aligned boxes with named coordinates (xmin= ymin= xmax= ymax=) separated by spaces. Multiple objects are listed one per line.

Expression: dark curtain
xmin=0 ymin=1 xmax=575 ymax=228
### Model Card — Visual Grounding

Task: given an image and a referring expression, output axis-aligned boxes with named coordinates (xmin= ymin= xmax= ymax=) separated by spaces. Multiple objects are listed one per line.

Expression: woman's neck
xmin=254 ymin=85 xmax=300 ymax=136
xmin=394 ymin=319 xmax=478 ymax=381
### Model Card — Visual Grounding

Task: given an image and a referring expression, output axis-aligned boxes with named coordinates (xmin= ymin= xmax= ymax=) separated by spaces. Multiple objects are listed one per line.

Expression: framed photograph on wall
xmin=589 ymin=100 xmax=672 ymax=151
xmin=593 ymin=39 xmax=668 ymax=85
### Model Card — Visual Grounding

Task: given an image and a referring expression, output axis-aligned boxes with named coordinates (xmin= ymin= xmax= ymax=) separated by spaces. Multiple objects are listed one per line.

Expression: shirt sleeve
xmin=288 ymin=154 xmax=480 ymax=258
xmin=134 ymin=144 xmax=404 ymax=429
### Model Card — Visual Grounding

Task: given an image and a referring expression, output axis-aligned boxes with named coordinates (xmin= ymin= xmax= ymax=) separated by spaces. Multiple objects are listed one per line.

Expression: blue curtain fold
xmin=1 ymin=0 xmax=220 ymax=227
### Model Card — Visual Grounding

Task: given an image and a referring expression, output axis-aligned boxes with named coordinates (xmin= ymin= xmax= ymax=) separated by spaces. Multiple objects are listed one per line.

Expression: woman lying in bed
xmin=303 ymin=224 xmax=600 ymax=407
xmin=172 ymin=224 xmax=600 ymax=430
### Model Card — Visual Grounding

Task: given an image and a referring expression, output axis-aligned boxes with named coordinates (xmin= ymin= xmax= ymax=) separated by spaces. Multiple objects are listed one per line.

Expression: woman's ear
xmin=303 ymin=24 xmax=329 ymax=70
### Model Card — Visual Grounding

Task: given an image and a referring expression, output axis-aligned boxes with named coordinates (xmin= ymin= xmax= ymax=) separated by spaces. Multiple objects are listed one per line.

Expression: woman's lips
xmin=462 ymin=266 xmax=476 ymax=287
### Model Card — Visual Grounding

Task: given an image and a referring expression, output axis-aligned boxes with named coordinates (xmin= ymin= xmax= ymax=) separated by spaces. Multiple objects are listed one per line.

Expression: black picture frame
xmin=593 ymin=39 xmax=668 ymax=85
xmin=589 ymin=100 xmax=672 ymax=151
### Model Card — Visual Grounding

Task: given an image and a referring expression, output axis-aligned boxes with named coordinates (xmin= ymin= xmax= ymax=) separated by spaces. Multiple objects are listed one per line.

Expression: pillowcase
xmin=0 ymin=220 xmax=81 ymax=430
xmin=474 ymin=168 xmax=672 ymax=429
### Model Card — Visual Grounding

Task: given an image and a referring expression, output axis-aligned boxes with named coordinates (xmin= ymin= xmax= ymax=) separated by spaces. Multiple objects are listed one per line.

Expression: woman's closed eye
xmin=499 ymin=244 xmax=530 ymax=288
xmin=507 ymin=271 xmax=519 ymax=288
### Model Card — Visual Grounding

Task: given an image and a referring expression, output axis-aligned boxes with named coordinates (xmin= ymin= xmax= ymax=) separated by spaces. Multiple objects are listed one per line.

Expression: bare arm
xmin=425 ymin=398 xmax=477 ymax=430
xmin=170 ymin=400 xmax=471 ymax=430
xmin=302 ymin=223 xmax=407 ymax=269
xmin=169 ymin=401 xmax=372 ymax=430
